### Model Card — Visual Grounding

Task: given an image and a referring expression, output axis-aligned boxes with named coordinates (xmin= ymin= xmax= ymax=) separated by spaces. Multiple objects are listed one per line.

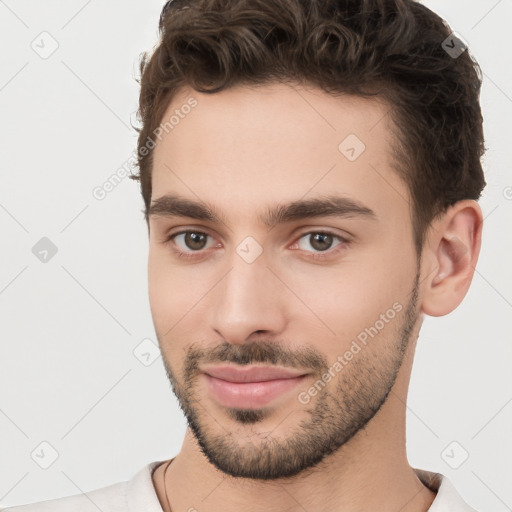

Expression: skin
xmin=147 ymin=82 xmax=482 ymax=512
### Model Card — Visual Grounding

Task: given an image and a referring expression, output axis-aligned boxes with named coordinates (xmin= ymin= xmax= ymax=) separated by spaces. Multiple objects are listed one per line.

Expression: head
xmin=131 ymin=0 xmax=485 ymax=480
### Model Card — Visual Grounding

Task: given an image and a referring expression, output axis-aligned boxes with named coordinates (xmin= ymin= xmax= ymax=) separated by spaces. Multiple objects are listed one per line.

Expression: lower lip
xmin=203 ymin=374 xmax=308 ymax=409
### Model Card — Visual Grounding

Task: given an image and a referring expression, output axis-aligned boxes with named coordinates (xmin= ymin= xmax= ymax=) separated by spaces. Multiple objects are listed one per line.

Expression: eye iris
xmin=185 ymin=232 xmax=207 ymax=250
xmin=310 ymin=233 xmax=333 ymax=251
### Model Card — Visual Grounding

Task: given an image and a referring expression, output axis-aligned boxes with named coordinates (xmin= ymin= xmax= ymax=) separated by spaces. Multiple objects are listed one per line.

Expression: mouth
xmin=201 ymin=364 xmax=310 ymax=409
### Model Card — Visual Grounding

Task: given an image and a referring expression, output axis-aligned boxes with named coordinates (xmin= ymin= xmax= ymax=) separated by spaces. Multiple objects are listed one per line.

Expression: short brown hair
xmin=131 ymin=0 xmax=486 ymax=253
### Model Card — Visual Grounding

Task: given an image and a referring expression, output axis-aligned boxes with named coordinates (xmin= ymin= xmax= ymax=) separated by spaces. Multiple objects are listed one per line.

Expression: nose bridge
xmin=209 ymin=239 xmax=286 ymax=342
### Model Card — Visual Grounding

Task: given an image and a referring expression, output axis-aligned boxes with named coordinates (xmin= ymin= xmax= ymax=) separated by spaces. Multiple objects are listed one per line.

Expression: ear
xmin=420 ymin=200 xmax=483 ymax=317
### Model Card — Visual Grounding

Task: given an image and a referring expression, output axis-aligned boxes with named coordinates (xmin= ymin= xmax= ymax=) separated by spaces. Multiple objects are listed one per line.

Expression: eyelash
xmin=162 ymin=229 xmax=349 ymax=261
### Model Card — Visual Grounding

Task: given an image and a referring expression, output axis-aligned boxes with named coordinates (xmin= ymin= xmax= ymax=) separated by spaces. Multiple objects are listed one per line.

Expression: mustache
xmin=182 ymin=340 xmax=328 ymax=380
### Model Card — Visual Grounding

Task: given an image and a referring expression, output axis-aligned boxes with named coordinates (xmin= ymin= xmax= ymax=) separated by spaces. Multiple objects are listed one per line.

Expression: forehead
xmin=150 ymin=82 xmax=409 ymax=225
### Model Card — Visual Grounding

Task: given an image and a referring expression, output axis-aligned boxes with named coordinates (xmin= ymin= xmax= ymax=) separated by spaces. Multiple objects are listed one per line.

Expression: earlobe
xmin=421 ymin=200 xmax=483 ymax=317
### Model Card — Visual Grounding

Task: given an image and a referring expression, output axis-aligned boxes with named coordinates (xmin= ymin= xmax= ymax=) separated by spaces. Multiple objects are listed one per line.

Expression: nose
xmin=208 ymin=246 xmax=288 ymax=345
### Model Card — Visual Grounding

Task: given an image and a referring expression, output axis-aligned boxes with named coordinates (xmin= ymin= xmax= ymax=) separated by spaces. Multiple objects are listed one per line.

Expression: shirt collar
xmin=126 ymin=461 xmax=476 ymax=512
xmin=127 ymin=460 xmax=167 ymax=512
xmin=414 ymin=468 xmax=477 ymax=512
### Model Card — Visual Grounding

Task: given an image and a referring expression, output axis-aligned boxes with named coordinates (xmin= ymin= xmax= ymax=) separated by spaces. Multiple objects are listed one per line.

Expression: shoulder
xmin=0 ymin=480 xmax=127 ymax=512
xmin=1 ymin=460 xmax=165 ymax=512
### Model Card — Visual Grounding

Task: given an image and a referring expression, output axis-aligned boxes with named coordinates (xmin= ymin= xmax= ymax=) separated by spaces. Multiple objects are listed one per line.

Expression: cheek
xmin=148 ymin=248 xmax=214 ymax=340
xmin=284 ymin=256 xmax=412 ymax=352
xmin=148 ymin=252 xmax=191 ymax=367
xmin=148 ymin=248 xmax=182 ymax=332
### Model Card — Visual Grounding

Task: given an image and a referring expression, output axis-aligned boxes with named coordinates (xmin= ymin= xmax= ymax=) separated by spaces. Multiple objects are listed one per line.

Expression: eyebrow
xmin=147 ymin=193 xmax=376 ymax=227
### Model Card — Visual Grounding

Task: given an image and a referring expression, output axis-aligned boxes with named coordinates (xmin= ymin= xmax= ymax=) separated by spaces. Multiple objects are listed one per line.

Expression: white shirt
xmin=1 ymin=462 xmax=478 ymax=512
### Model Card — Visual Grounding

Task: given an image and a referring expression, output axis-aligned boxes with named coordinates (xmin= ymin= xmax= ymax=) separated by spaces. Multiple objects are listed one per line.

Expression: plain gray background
xmin=0 ymin=0 xmax=511 ymax=510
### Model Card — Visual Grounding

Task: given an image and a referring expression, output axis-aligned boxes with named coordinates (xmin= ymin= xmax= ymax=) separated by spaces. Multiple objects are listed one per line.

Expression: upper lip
xmin=202 ymin=365 xmax=308 ymax=383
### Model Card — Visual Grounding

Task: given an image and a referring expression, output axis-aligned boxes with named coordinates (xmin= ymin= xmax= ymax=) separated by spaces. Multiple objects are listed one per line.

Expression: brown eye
xmin=297 ymin=232 xmax=342 ymax=253
xmin=171 ymin=231 xmax=211 ymax=252
xmin=309 ymin=233 xmax=334 ymax=251
xmin=183 ymin=232 xmax=208 ymax=250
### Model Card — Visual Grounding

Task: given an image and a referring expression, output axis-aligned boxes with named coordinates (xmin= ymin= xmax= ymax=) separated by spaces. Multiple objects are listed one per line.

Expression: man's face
xmin=148 ymin=83 xmax=421 ymax=480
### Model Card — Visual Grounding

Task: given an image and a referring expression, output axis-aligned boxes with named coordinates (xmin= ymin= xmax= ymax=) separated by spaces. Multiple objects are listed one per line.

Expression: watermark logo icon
xmin=236 ymin=236 xmax=263 ymax=264
xmin=31 ymin=441 xmax=59 ymax=469
xmin=133 ymin=338 xmax=161 ymax=366
xmin=32 ymin=237 xmax=58 ymax=263
xmin=338 ymin=134 xmax=366 ymax=161
xmin=441 ymin=440 xmax=469 ymax=469
xmin=441 ymin=32 xmax=468 ymax=59
xmin=31 ymin=31 xmax=59 ymax=59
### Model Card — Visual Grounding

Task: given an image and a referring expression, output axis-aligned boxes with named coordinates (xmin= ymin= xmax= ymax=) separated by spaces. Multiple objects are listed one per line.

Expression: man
xmin=3 ymin=0 xmax=486 ymax=510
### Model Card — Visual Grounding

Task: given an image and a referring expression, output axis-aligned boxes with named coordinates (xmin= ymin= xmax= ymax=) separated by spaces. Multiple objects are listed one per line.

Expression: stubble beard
xmin=160 ymin=273 xmax=420 ymax=480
